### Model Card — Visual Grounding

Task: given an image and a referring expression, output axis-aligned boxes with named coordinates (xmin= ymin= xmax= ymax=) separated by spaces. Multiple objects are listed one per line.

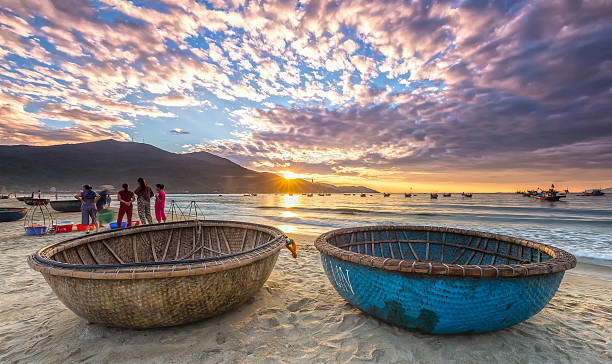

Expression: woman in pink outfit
xmin=154 ymin=184 xmax=167 ymax=223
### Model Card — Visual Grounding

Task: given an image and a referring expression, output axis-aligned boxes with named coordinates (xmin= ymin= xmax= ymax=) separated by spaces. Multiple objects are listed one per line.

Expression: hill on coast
xmin=0 ymin=140 xmax=378 ymax=194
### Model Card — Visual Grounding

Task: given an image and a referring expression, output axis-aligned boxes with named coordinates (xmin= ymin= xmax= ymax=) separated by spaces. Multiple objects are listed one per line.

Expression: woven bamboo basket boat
xmin=315 ymin=226 xmax=576 ymax=334
xmin=28 ymin=220 xmax=290 ymax=329
xmin=50 ymin=199 xmax=82 ymax=212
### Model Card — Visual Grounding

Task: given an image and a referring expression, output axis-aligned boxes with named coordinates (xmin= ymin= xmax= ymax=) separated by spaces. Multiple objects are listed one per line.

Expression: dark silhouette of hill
xmin=0 ymin=140 xmax=378 ymax=194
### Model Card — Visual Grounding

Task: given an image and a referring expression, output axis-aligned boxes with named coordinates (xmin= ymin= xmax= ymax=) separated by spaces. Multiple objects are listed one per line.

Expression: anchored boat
xmin=50 ymin=199 xmax=82 ymax=212
xmin=315 ymin=226 xmax=575 ymax=334
xmin=28 ymin=220 xmax=295 ymax=329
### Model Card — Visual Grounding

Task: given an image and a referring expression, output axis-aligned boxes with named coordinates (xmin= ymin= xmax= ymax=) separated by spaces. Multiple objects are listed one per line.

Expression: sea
xmin=142 ymin=192 xmax=612 ymax=266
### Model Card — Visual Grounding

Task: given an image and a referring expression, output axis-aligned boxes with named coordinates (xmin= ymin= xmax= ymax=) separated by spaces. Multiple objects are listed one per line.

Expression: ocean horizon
xmin=126 ymin=192 xmax=612 ymax=267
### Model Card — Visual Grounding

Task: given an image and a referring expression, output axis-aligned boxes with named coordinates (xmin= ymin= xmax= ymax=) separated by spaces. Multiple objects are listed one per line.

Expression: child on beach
xmin=154 ymin=184 xmax=167 ymax=223
xmin=134 ymin=177 xmax=154 ymax=224
xmin=117 ymin=183 xmax=135 ymax=228
xmin=75 ymin=185 xmax=99 ymax=233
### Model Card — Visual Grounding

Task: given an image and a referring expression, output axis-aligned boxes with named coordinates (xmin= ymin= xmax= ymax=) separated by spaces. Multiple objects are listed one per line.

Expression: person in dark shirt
xmin=96 ymin=187 xmax=112 ymax=229
xmin=75 ymin=184 xmax=99 ymax=233
xmin=134 ymin=177 xmax=154 ymax=224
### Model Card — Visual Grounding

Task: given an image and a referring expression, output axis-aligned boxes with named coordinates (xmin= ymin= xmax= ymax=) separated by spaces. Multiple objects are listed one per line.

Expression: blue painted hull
xmin=321 ymin=255 xmax=564 ymax=334
xmin=0 ymin=209 xmax=28 ymax=222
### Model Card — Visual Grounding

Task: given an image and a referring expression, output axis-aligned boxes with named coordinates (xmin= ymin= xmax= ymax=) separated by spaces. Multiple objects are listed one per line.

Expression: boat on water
xmin=430 ymin=193 xmax=438 ymax=199
xmin=28 ymin=220 xmax=295 ymax=329
xmin=360 ymin=194 xmax=366 ymax=197
xmin=50 ymin=199 xmax=82 ymax=213
xmin=536 ymin=185 xmax=565 ymax=202
xmin=581 ymin=189 xmax=605 ymax=196
xmin=318 ymin=193 xmax=325 ymax=196
xmin=307 ymin=193 xmax=313 ymax=197
xmin=0 ymin=208 xmax=28 ymax=222
xmin=404 ymin=193 xmax=412 ymax=198
xmin=383 ymin=193 xmax=390 ymax=197
xmin=443 ymin=193 xmax=451 ymax=197
xmin=315 ymin=225 xmax=576 ymax=334
xmin=462 ymin=192 xmax=472 ymax=198
xmin=522 ymin=190 xmax=538 ymax=197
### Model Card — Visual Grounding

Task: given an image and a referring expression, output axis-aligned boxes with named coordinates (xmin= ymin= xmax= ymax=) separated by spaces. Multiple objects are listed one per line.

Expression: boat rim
xmin=29 ymin=219 xmax=288 ymax=279
xmin=0 ymin=207 xmax=28 ymax=212
xmin=314 ymin=225 xmax=576 ymax=278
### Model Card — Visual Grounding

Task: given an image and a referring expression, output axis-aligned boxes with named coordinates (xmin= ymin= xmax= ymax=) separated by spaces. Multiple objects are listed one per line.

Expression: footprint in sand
xmin=287 ymin=298 xmax=313 ymax=312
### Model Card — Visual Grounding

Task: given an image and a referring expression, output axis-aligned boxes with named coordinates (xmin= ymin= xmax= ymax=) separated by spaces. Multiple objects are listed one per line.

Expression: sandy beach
xmin=1 ymin=201 xmax=610 ymax=363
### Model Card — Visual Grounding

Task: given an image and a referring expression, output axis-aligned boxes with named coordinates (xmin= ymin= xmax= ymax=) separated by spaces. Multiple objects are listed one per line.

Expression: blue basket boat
xmin=315 ymin=226 xmax=576 ymax=334
xmin=0 ymin=207 xmax=28 ymax=222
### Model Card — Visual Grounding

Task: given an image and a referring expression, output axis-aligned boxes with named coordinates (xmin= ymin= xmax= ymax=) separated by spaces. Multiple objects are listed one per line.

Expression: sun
xmin=282 ymin=171 xmax=301 ymax=180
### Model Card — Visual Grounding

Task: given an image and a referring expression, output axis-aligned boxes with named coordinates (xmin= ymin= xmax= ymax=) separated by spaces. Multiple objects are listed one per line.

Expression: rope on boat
xmin=285 ymin=238 xmax=298 ymax=258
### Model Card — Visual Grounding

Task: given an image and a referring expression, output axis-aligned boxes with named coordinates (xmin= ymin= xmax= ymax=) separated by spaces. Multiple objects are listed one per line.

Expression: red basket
xmin=76 ymin=224 xmax=95 ymax=231
xmin=54 ymin=223 xmax=74 ymax=233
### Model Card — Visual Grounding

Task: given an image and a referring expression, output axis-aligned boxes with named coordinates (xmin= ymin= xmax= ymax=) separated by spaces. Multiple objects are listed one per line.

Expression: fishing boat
xmin=360 ymin=194 xmax=366 ymax=197
xmin=404 ymin=193 xmax=412 ymax=198
xmin=442 ymin=193 xmax=451 ymax=197
xmin=383 ymin=193 xmax=391 ymax=197
xmin=581 ymin=189 xmax=605 ymax=196
xmin=50 ymin=199 xmax=82 ymax=212
xmin=307 ymin=193 xmax=313 ymax=197
xmin=536 ymin=185 xmax=565 ymax=202
xmin=461 ymin=192 xmax=472 ymax=198
xmin=0 ymin=207 xmax=28 ymax=222
xmin=28 ymin=220 xmax=295 ymax=329
xmin=0 ymin=195 xmax=8 ymax=199
xmin=315 ymin=225 xmax=575 ymax=334
xmin=430 ymin=193 xmax=438 ymax=199
xmin=318 ymin=193 xmax=325 ymax=196
xmin=24 ymin=198 xmax=50 ymax=206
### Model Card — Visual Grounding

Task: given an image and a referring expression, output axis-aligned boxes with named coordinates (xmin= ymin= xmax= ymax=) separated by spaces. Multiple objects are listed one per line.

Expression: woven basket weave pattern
xmin=28 ymin=220 xmax=286 ymax=328
xmin=43 ymin=253 xmax=278 ymax=328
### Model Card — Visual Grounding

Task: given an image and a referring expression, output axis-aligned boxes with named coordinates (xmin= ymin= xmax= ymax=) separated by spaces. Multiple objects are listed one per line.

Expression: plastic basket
xmin=54 ymin=222 xmax=74 ymax=233
xmin=25 ymin=225 xmax=47 ymax=235
xmin=76 ymin=224 xmax=95 ymax=231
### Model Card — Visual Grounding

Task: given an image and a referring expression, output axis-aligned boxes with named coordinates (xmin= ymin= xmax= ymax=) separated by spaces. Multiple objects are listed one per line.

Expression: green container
xmin=98 ymin=209 xmax=115 ymax=224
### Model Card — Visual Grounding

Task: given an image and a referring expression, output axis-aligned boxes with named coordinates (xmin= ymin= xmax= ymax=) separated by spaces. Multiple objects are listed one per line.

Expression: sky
xmin=0 ymin=0 xmax=611 ymax=192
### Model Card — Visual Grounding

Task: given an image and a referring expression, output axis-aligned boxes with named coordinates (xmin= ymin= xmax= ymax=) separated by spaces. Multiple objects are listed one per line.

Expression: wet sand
xmin=1 ymin=201 xmax=610 ymax=363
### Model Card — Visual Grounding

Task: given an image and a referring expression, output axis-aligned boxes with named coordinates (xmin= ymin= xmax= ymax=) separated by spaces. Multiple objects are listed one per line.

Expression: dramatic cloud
xmin=1 ymin=0 xmax=611 ymax=189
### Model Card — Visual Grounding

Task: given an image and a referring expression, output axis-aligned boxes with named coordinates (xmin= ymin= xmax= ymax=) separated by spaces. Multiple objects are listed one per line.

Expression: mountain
xmin=0 ymin=140 xmax=378 ymax=194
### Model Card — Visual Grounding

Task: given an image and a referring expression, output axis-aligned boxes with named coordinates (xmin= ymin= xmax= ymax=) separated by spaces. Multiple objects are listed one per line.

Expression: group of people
xmin=76 ymin=177 xmax=166 ymax=233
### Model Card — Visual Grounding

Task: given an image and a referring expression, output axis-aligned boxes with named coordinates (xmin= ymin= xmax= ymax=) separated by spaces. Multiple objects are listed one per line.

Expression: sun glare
xmin=283 ymin=171 xmax=301 ymax=179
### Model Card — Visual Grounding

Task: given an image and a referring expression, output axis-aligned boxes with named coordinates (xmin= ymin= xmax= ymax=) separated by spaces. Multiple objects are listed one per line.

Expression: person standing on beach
xmin=134 ymin=177 xmax=154 ymax=224
xmin=95 ymin=186 xmax=112 ymax=229
xmin=154 ymin=184 xmax=167 ymax=223
xmin=117 ymin=183 xmax=135 ymax=228
xmin=75 ymin=185 xmax=99 ymax=233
